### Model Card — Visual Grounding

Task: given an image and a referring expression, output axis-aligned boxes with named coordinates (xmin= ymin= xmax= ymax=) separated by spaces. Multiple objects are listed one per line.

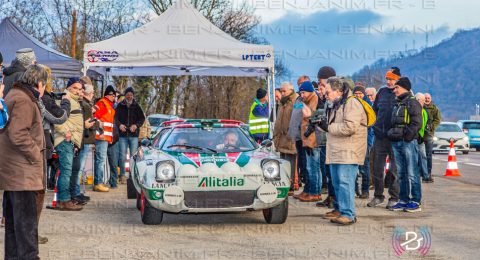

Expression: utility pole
xmin=71 ymin=10 xmax=77 ymax=59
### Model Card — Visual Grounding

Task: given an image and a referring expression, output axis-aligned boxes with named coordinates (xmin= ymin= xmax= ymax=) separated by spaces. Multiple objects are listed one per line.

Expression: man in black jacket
xmin=115 ymin=87 xmax=145 ymax=184
xmin=387 ymin=77 xmax=423 ymax=212
xmin=367 ymin=67 xmax=401 ymax=209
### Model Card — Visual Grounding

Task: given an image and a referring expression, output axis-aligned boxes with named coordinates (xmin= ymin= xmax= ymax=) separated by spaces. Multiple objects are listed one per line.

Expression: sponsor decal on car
xmin=178 ymin=152 xmax=250 ymax=167
xmin=198 ymin=176 xmax=245 ymax=187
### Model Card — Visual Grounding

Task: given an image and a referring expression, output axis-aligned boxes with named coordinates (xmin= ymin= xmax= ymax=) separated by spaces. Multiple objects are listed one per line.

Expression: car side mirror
xmin=141 ymin=138 xmax=151 ymax=147
xmin=260 ymin=139 xmax=273 ymax=148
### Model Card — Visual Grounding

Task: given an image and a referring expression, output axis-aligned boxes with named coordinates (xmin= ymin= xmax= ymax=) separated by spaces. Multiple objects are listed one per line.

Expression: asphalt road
xmin=1 ymin=152 xmax=479 ymax=260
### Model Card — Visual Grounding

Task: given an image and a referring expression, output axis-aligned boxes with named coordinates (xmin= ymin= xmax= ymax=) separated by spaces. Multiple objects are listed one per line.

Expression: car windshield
xmin=161 ymin=127 xmax=256 ymax=153
xmin=437 ymin=124 xmax=461 ymax=132
xmin=463 ymin=122 xmax=480 ymax=130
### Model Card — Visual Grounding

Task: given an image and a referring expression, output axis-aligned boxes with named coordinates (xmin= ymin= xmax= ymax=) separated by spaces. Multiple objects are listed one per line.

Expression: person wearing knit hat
xmin=115 ymin=85 xmax=145 ymax=185
xmin=317 ymin=66 xmax=336 ymax=81
xmin=388 ymin=76 xmax=423 ymax=212
xmin=367 ymin=66 xmax=402 ymax=209
xmin=353 ymin=86 xmax=366 ymax=98
xmin=104 ymin=85 xmax=116 ymax=97
xmin=248 ymin=88 xmax=269 ymax=143
xmin=297 ymin=80 xmax=323 ymax=202
xmin=2 ymin=48 xmax=37 ymax=96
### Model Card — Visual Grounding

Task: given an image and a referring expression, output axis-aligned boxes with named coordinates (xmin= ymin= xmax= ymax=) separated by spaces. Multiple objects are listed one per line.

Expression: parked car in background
xmin=457 ymin=120 xmax=480 ymax=151
xmin=147 ymin=114 xmax=180 ymax=136
xmin=433 ymin=122 xmax=470 ymax=154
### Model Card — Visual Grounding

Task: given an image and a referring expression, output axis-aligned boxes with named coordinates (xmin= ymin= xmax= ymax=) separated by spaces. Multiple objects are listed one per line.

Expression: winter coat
xmin=372 ymin=86 xmax=397 ymax=139
xmin=301 ymin=92 xmax=319 ymax=149
xmin=82 ymin=98 xmax=99 ymax=145
xmin=40 ymin=92 xmax=71 ymax=159
xmin=287 ymin=96 xmax=305 ymax=142
xmin=54 ymin=92 xmax=84 ymax=148
xmin=387 ymin=92 xmax=423 ymax=142
xmin=114 ymin=99 xmax=146 ymax=137
xmin=3 ymin=59 xmax=27 ymax=97
xmin=325 ymin=92 xmax=368 ymax=165
xmin=424 ymin=102 xmax=441 ymax=137
xmin=273 ymin=92 xmax=298 ymax=154
xmin=0 ymin=98 xmax=8 ymax=129
xmin=0 ymin=82 xmax=45 ymax=191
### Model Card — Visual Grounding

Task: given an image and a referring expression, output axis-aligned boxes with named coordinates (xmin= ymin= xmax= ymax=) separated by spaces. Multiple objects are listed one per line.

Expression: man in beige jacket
xmin=319 ymin=77 xmax=367 ymax=225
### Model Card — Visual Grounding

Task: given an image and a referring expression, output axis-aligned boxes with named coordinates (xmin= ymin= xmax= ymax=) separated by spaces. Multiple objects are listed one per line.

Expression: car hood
xmin=435 ymin=132 xmax=466 ymax=139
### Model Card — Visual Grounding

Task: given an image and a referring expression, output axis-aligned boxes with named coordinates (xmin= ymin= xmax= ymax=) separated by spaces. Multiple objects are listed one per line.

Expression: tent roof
xmin=0 ymin=18 xmax=82 ymax=78
xmin=83 ymin=0 xmax=274 ymax=77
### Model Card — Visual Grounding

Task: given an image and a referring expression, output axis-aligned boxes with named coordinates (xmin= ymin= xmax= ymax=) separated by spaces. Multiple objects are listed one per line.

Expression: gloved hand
xmin=319 ymin=118 xmax=329 ymax=132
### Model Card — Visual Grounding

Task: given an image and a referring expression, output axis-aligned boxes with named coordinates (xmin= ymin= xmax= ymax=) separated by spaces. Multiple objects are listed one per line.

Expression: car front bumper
xmin=433 ymin=139 xmax=469 ymax=152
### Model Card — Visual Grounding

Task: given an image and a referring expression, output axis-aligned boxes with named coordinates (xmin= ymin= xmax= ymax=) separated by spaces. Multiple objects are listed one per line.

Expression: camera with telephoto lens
xmin=52 ymin=92 xmax=67 ymax=100
xmin=304 ymin=109 xmax=326 ymax=137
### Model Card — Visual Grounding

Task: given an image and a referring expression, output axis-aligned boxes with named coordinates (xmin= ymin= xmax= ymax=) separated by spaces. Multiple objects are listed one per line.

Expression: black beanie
xmin=104 ymin=85 xmax=116 ymax=96
xmin=395 ymin=77 xmax=411 ymax=91
xmin=124 ymin=87 xmax=134 ymax=95
xmin=352 ymin=86 xmax=366 ymax=95
xmin=317 ymin=66 xmax=336 ymax=79
xmin=256 ymin=88 xmax=267 ymax=99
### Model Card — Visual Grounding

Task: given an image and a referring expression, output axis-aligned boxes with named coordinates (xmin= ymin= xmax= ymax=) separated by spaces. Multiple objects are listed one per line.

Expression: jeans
xmin=372 ymin=137 xmax=399 ymax=201
xmin=424 ymin=136 xmax=434 ymax=174
xmin=108 ymin=142 xmax=120 ymax=187
xmin=295 ymin=140 xmax=308 ymax=184
xmin=392 ymin=140 xmax=422 ymax=204
xmin=4 ymin=191 xmax=39 ymax=260
xmin=56 ymin=140 xmax=74 ymax=202
xmin=94 ymin=140 xmax=109 ymax=185
xmin=320 ymin=146 xmax=335 ymax=196
xmin=330 ymin=164 xmax=358 ymax=221
xmin=357 ymin=146 xmax=371 ymax=193
xmin=417 ymin=142 xmax=429 ymax=180
xmin=304 ymin=147 xmax=322 ymax=195
xmin=70 ymin=144 xmax=90 ymax=197
xmin=119 ymin=137 xmax=138 ymax=177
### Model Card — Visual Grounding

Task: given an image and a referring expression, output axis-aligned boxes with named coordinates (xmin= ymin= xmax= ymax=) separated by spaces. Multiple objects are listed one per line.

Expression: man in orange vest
xmin=93 ymin=85 xmax=116 ymax=192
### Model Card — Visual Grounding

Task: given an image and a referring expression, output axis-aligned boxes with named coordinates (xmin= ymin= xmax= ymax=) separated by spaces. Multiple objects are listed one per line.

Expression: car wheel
xmin=140 ymin=190 xmax=164 ymax=225
xmin=263 ymin=199 xmax=288 ymax=224
xmin=127 ymin=177 xmax=137 ymax=199
xmin=463 ymin=151 xmax=469 ymax=154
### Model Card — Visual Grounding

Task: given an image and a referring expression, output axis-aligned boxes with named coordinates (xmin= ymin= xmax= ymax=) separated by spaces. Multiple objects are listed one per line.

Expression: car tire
xmin=463 ymin=151 xmax=469 ymax=154
xmin=127 ymin=177 xmax=136 ymax=199
xmin=140 ymin=191 xmax=164 ymax=225
xmin=136 ymin=192 xmax=142 ymax=211
xmin=263 ymin=199 xmax=288 ymax=224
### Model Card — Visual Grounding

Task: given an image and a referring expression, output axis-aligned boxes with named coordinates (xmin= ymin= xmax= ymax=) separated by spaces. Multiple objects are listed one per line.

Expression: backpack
xmin=346 ymin=96 xmax=376 ymax=127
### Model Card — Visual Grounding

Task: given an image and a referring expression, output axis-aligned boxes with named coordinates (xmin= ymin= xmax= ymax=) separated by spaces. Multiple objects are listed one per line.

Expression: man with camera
xmin=297 ymin=81 xmax=322 ymax=202
xmin=115 ymin=87 xmax=145 ymax=184
xmin=54 ymin=78 xmax=92 ymax=211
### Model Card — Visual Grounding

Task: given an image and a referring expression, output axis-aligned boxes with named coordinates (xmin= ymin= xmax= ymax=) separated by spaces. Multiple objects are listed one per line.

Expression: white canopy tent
xmin=83 ymin=0 xmax=276 ymax=125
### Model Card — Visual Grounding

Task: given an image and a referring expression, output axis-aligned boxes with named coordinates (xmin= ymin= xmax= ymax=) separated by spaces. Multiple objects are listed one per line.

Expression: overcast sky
xmin=233 ymin=0 xmax=480 ymax=81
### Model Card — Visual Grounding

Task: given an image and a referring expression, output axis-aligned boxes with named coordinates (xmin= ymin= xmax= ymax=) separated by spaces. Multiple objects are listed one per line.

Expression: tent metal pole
xmin=271 ymin=66 xmax=276 ymax=123
xmin=267 ymin=70 xmax=272 ymax=139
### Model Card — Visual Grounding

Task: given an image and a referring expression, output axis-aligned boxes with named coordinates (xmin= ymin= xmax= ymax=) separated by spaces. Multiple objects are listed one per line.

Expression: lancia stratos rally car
xmin=127 ymin=119 xmax=291 ymax=225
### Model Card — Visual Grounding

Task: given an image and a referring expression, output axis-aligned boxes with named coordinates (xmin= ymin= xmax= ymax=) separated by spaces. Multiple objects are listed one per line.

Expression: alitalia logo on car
xmin=198 ymin=177 xmax=245 ymax=187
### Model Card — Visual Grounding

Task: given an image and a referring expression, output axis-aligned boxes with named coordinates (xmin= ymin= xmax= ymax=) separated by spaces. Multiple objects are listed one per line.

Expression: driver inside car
xmin=216 ymin=131 xmax=239 ymax=150
xmin=171 ymin=133 xmax=189 ymax=151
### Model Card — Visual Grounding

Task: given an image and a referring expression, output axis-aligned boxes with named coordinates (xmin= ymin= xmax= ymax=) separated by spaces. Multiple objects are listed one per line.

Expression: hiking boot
xmin=57 ymin=201 xmax=83 ymax=211
xmin=72 ymin=197 xmax=87 ymax=206
xmin=119 ymin=175 xmax=128 ymax=184
xmin=359 ymin=192 xmax=369 ymax=199
xmin=386 ymin=199 xmax=399 ymax=210
xmin=389 ymin=201 xmax=407 ymax=211
xmin=298 ymin=194 xmax=322 ymax=202
xmin=316 ymin=196 xmax=334 ymax=208
xmin=322 ymin=210 xmax=340 ymax=219
xmin=293 ymin=192 xmax=307 ymax=200
xmin=94 ymin=184 xmax=110 ymax=192
xmin=76 ymin=194 xmax=90 ymax=202
xmin=288 ymin=190 xmax=294 ymax=196
xmin=330 ymin=216 xmax=357 ymax=225
xmin=424 ymin=177 xmax=434 ymax=183
xmin=367 ymin=197 xmax=384 ymax=207
xmin=404 ymin=202 xmax=422 ymax=212
xmin=39 ymin=235 xmax=48 ymax=244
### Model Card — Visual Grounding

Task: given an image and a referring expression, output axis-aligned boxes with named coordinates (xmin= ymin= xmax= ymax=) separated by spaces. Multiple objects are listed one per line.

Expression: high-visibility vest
xmin=95 ymin=98 xmax=115 ymax=143
xmin=248 ymin=99 xmax=269 ymax=136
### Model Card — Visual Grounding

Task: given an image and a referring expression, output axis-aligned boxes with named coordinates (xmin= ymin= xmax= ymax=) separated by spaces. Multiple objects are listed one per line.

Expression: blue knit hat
xmin=299 ymin=81 xmax=314 ymax=92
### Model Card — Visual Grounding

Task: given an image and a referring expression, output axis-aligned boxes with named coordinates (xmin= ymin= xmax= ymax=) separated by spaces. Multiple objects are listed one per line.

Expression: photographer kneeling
xmin=319 ymin=77 xmax=367 ymax=225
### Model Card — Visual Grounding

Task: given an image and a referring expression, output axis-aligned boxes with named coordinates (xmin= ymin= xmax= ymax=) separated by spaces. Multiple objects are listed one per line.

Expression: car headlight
xmin=463 ymin=136 xmax=469 ymax=141
xmin=433 ymin=136 xmax=438 ymax=141
xmin=155 ymin=161 xmax=175 ymax=182
xmin=262 ymin=160 xmax=280 ymax=180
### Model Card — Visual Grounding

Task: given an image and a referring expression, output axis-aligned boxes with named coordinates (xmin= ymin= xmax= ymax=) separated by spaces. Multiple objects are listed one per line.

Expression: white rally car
xmin=127 ymin=119 xmax=291 ymax=225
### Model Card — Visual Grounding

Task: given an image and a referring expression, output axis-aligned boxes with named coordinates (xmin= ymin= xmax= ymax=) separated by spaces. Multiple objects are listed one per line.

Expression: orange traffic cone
xmin=126 ymin=153 xmax=130 ymax=173
xmin=444 ymin=140 xmax=461 ymax=177
xmin=46 ymin=168 xmax=61 ymax=209
xmin=384 ymin=156 xmax=390 ymax=175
